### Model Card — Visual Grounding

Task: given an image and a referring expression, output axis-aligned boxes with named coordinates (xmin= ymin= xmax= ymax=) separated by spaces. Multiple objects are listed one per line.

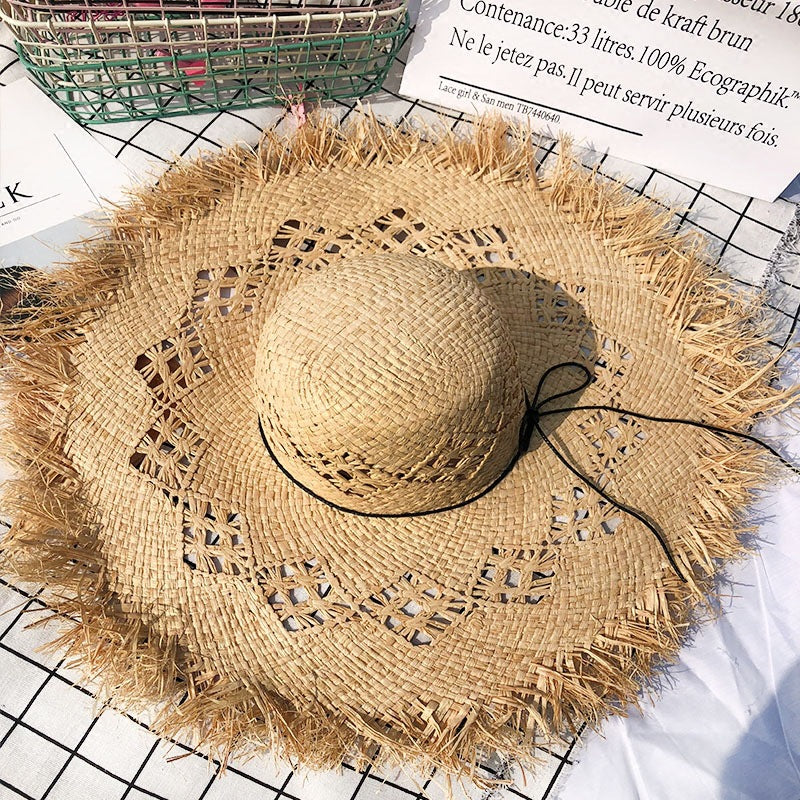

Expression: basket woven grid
xmin=1 ymin=0 xmax=408 ymax=122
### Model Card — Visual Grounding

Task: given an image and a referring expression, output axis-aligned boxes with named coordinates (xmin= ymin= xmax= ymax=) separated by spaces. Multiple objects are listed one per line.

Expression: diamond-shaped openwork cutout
xmin=257 ymin=557 xmax=356 ymax=632
xmin=472 ymin=547 xmax=556 ymax=605
xmin=366 ymin=208 xmax=430 ymax=254
xmin=578 ymin=410 xmax=647 ymax=476
xmin=129 ymin=411 xmax=206 ymax=490
xmin=550 ymin=486 xmax=623 ymax=546
xmin=267 ymin=214 xmax=528 ymax=282
xmin=192 ymin=261 xmax=266 ymax=318
xmin=528 ymin=280 xmax=589 ymax=330
xmin=267 ymin=219 xmax=357 ymax=273
xmin=134 ymin=315 xmax=212 ymax=404
xmin=361 ymin=572 xmax=470 ymax=646
xmin=578 ymin=330 xmax=633 ymax=398
xmin=449 ymin=225 xmax=518 ymax=268
xmin=182 ymin=497 xmax=249 ymax=576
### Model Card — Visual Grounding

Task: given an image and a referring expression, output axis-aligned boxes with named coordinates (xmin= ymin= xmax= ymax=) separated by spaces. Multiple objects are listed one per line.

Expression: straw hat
xmin=0 ymin=117 xmax=792 ymax=783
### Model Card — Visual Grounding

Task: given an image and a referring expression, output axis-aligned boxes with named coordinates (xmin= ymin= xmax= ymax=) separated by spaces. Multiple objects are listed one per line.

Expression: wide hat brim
xmin=0 ymin=117 xmax=790 ymax=783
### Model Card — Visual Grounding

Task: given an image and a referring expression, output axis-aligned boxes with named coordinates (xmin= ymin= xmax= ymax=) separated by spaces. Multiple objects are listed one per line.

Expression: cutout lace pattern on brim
xmin=126 ymin=209 xmax=650 ymax=644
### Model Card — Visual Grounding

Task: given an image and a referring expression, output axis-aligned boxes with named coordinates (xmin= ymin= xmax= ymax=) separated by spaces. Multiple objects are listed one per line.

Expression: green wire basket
xmin=1 ymin=1 xmax=409 ymax=123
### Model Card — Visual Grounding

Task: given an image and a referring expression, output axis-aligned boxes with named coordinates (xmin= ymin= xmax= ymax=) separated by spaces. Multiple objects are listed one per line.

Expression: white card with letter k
xmin=0 ymin=79 xmax=131 ymax=247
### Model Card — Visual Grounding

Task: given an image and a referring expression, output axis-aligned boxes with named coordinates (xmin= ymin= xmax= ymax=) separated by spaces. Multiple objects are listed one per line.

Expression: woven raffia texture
xmin=0 ymin=117 xmax=794 ymax=787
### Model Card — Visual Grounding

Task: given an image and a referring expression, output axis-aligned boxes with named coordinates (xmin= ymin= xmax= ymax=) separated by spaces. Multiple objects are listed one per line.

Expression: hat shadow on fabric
xmin=720 ymin=659 xmax=800 ymax=800
xmin=469 ymin=264 xmax=600 ymax=441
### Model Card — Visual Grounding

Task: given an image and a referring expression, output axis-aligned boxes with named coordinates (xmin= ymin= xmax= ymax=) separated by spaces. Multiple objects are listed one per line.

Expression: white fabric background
xmin=1 ymin=11 xmax=799 ymax=800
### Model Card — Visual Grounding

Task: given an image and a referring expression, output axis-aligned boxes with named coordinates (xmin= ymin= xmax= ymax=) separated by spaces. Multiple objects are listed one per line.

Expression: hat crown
xmin=255 ymin=253 xmax=525 ymax=514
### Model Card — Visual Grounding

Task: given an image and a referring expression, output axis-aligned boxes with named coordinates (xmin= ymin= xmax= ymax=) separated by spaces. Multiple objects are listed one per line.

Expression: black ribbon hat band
xmin=259 ymin=359 xmax=800 ymax=585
